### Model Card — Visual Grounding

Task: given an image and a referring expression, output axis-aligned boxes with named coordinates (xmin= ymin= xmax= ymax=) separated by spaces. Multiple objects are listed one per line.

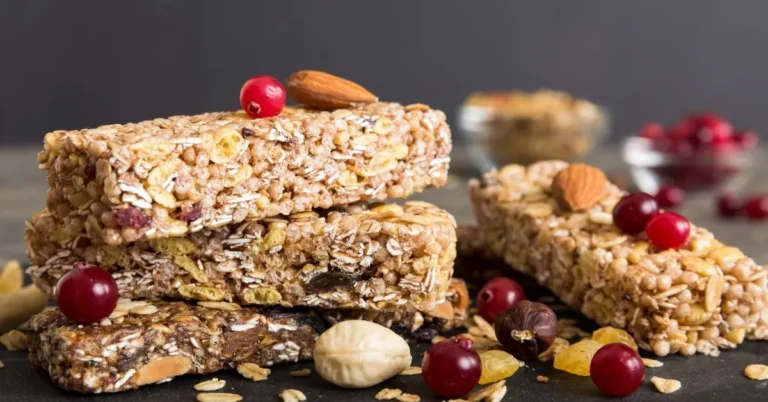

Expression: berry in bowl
xmin=622 ymin=112 xmax=758 ymax=195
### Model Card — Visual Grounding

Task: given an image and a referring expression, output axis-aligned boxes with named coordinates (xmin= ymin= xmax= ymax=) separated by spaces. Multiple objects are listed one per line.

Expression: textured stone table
xmin=2 ymin=145 xmax=768 ymax=401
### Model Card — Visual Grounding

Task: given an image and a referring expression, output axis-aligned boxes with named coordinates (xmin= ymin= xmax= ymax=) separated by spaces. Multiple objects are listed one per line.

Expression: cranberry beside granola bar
xmin=470 ymin=160 xmax=768 ymax=356
xmin=39 ymin=102 xmax=451 ymax=245
xmin=27 ymin=201 xmax=457 ymax=311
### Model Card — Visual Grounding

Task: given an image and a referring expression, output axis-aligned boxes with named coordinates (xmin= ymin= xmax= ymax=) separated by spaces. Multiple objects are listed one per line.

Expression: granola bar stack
xmin=25 ymin=101 xmax=462 ymax=393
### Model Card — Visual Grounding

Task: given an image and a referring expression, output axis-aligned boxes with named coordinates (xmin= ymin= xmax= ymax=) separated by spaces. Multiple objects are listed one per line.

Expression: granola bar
xmin=470 ymin=161 xmax=768 ymax=356
xmin=39 ymin=102 xmax=451 ymax=245
xmin=27 ymin=201 xmax=456 ymax=311
xmin=29 ymin=282 xmax=468 ymax=394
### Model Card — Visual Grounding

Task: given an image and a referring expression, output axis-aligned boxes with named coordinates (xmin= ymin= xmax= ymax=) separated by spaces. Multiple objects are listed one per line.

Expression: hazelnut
xmin=493 ymin=300 xmax=558 ymax=361
xmin=313 ymin=320 xmax=411 ymax=388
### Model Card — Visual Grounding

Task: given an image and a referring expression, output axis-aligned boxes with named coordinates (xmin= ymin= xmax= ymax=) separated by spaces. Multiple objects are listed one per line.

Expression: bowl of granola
xmin=458 ymin=90 xmax=608 ymax=172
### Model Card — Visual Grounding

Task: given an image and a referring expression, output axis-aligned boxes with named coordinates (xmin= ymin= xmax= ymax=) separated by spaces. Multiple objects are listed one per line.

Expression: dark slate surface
xmin=2 ymin=146 xmax=768 ymax=400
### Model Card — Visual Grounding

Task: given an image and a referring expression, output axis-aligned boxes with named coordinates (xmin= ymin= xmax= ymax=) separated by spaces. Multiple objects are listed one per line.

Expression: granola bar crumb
xmin=0 ymin=330 xmax=28 ymax=351
xmin=0 ymin=360 xmax=4 ymax=368
xmin=236 ymin=363 xmax=270 ymax=381
xmin=196 ymin=393 xmax=243 ymax=402
xmin=396 ymin=393 xmax=420 ymax=402
xmin=538 ymin=337 xmax=569 ymax=362
xmin=375 ymin=388 xmax=403 ymax=400
xmin=399 ymin=366 xmax=422 ymax=376
xmin=194 ymin=378 xmax=226 ymax=391
xmin=447 ymin=400 xmax=468 ymax=402
xmin=536 ymin=375 xmax=549 ymax=383
xmin=467 ymin=380 xmax=505 ymax=402
xmin=279 ymin=389 xmax=306 ymax=402
xmin=650 ymin=376 xmax=681 ymax=393
xmin=745 ymin=364 xmax=768 ymax=380
xmin=472 ymin=315 xmax=498 ymax=341
xmin=642 ymin=358 xmax=664 ymax=368
xmin=290 ymin=368 xmax=311 ymax=377
xmin=487 ymin=386 xmax=507 ymax=402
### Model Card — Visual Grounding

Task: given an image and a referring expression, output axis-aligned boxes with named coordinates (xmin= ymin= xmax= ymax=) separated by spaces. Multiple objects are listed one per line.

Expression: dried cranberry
xmin=734 ymin=130 xmax=759 ymax=149
xmin=178 ymin=203 xmax=202 ymax=223
xmin=638 ymin=122 xmax=664 ymax=139
xmin=113 ymin=207 xmax=150 ymax=229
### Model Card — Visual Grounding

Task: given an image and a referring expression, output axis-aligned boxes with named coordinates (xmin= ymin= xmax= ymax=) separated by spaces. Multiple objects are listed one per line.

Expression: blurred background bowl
xmin=457 ymin=91 xmax=609 ymax=173
xmin=622 ymin=136 xmax=756 ymax=196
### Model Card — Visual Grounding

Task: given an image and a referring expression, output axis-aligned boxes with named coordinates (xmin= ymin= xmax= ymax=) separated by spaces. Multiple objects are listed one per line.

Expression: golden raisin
xmin=592 ymin=327 xmax=638 ymax=351
xmin=553 ymin=339 xmax=602 ymax=376
xmin=478 ymin=350 xmax=520 ymax=385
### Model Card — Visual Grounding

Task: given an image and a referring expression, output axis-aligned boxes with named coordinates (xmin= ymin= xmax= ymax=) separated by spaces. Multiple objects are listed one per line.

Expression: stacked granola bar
xmin=26 ymin=102 xmax=461 ymax=393
xmin=470 ymin=160 xmax=768 ymax=357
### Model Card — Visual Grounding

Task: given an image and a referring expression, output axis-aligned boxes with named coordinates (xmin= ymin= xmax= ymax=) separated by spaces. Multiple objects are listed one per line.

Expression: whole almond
xmin=286 ymin=70 xmax=378 ymax=109
xmin=551 ymin=163 xmax=607 ymax=211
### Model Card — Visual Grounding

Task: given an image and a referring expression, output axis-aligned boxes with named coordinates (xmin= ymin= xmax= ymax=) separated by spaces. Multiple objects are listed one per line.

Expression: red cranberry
xmin=734 ymin=130 xmax=759 ymax=150
xmin=612 ymin=192 xmax=659 ymax=235
xmin=667 ymin=119 xmax=697 ymax=141
xmin=590 ymin=343 xmax=645 ymax=397
xmin=114 ymin=207 xmax=150 ymax=229
xmin=646 ymin=212 xmax=690 ymax=250
xmin=476 ymin=277 xmax=526 ymax=323
xmin=655 ymin=184 xmax=684 ymax=208
xmin=690 ymin=112 xmax=733 ymax=144
xmin=639 ymin=122 xmax=664 ymax=139
xmin=744 ymin=194 xmax=768 ymax=221
xmin=422 ymin=338 xmax=481 ymax=398
xmin=55 ymin=265 xmax=118 ymax=324
xmin=239 ymin=75 xmax=286 ymax=118
xmin=717 ymin=194 xmax=742 ymax=218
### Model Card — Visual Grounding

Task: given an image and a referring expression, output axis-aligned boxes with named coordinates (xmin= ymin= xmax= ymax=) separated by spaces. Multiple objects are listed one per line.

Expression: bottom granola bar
xmin=28 ymin=280 xmax=468 ymax=394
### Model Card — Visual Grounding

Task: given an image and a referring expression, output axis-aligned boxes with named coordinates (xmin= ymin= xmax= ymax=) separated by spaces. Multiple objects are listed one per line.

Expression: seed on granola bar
xmin=279 ymin=389 xmax=306 ymax=402
xmin=375 ymin=388 xmax=403 ymax=400
xmin=650 ymin=376 xmax=681 ymax=393
xmin=194 ymin=378 xmax=226 ymax=391
xmin=744 ymin=364 xmax=768 ymax=380
xmin=196 ymin=393 xmax=243 ymax=402
xmin=114 ymin=207 xmax=151 ymax=229
xmin=237 ymin=363 xmax=270 ymax=381
xmin=290 ymin=368 xmax=311 ymax=377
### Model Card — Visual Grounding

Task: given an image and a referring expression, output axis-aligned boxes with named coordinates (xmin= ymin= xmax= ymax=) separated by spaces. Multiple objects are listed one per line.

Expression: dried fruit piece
xmin=286 ymin=70 xmax=378 ymax=109
xmin=0 ymin=260 xmax=23 ymax=294
xmin=650 ymin=376 xmax=681 ymax=393
xmin=242 ymin=286 xmax=282 ymax=305
xmin=210 ymin=127 xmax=245 ymax=164
xmin=178 ymin=285 xmax=225 ymax=301
xmin=478 ymin=350 xmax=520 ymax=385
xmin=178 ymin=203 xmax=202 ymax=222
xmin=150 ymin=238 xmax=196 ymax=255
xmin=174 ymin=256 xmax=209 ymax=283
xmin=114 ymin=207 xmax=150 ymax=229
xmin=592 ymin=327 xmax=638 ymax=351
xmin=553 ymin=339 xmax=602 ymax=376
xmin=551 ymin=164 xmax=607 ymax=211
xmin=745 ymin=364 xmax=768 ymax=380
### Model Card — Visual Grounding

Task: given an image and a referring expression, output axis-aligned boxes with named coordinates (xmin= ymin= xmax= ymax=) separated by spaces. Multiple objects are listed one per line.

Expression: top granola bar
xmin=39 ymin=102 xmax=451 ymax=245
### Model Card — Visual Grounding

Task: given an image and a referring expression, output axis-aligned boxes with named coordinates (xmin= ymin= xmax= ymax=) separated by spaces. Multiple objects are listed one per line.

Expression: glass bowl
xmin=621 ymin=136 xmax=757 ymax=196
xmin=457 ymin=90 xmax=609 ymax=172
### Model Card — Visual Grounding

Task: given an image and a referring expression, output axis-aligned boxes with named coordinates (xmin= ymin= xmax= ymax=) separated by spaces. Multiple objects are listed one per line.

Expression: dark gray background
xmin=2 ymin=0 xmax=768 ymax=144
